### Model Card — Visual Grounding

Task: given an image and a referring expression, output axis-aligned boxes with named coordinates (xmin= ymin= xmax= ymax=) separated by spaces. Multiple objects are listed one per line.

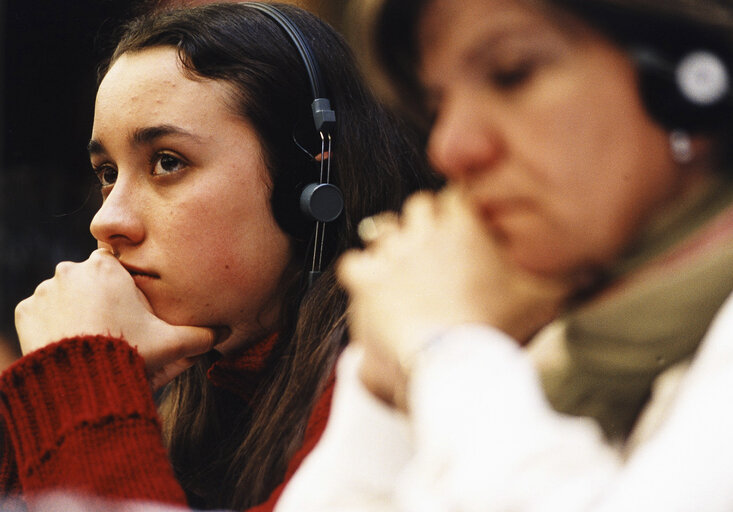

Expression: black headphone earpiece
xmin=244 ymin=2 xmax=344 ymax=285
xmin=632 ymin=45 xmax=732 ymax=132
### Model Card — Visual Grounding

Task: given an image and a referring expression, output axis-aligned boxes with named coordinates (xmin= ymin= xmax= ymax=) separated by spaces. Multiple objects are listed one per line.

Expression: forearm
xmin=280 ymin=328 xmax=620 ymax=512
xmin=395 ymin=325 xmax=620 ymax=512
xmin=276 ymin=346 xmax=412 ymax=512
xmin=0 ymin=337 xmax=188 ymax=507
xmin=284 ymin=321 xmax=733 ymax=512
xmin=0 ymin=416 xmax=20 ymax=497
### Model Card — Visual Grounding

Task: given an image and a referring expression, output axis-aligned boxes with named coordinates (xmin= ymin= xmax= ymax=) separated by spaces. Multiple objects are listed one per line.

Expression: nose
xmin=89 ymin=176 xmax=145 ymax=251
xmin=426 ymin=92 xmax=504 ymax=182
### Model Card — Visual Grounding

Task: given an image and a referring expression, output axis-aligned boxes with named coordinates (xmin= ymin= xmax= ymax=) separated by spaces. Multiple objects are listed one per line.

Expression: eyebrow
xmin=463 ymin=23 xmax=544 ymax=67
xmin=420 ymin=23 xmax=531 ymax=88
xmin=87 ymin=124 xmax=204 ymax=157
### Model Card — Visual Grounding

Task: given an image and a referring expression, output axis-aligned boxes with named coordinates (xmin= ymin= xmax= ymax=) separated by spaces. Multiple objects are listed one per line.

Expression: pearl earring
xmin=670 ymin=130 xmax=694 ymax=164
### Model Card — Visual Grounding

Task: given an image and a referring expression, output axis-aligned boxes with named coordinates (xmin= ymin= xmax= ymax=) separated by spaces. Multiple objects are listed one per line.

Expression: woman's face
xmin=418 ymin=0 xmax=688 ymax=276
xmin=89 ymin=46 xmax=293 ymax=353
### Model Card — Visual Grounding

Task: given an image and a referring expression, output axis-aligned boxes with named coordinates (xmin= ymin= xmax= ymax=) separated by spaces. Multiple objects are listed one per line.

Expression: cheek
xmin=519 ymin=83 xmax=673 ymax=262
xmin=155 ymin=189 xmax=293 ymax=324
xmin=546 ymin=121 xmax=673 ymax=261
xmin=518 ymin=46 xmax=659 ymax=182
xmin=515 ymin=159 xmax=672 ymax=274
xmin=178 ymin=196 xmax=291 ymax=281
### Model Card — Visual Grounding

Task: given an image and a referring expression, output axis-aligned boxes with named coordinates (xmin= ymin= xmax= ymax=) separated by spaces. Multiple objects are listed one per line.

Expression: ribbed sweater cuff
xmin=0 ymin=336 xmax=159 ymax=480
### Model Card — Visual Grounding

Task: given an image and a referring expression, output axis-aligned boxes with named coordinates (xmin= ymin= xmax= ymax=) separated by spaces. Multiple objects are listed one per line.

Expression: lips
xmin=476 ymin=200 xmax=516 ymax=221
xmin=121 ymin=263 xmax=159 ymax=279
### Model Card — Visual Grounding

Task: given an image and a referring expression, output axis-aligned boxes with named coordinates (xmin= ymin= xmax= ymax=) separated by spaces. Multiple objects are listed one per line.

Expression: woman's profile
xmin=0 ymin=3 xmax=437 ymax=511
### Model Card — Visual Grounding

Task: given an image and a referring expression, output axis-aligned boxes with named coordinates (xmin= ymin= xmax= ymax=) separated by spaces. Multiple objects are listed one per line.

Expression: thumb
xmin=164 ymin=324 xmax=221 ymax=362
xmin=149 ymin=355 xmax=204 ymax=390
xmin=146 ymin=325 xmax=222 ymax=390
xmin=141 ymin=324 xmax=218 ymax=372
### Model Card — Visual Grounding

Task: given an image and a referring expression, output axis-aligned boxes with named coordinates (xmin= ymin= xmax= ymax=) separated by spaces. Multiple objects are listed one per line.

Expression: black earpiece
xmin=244 ymin=2 xmax=344 ymax=285
xmin=633 ymin=45 xmax=732 ymax=132
xmin=300 ymin=182 xmax=343 ymax=223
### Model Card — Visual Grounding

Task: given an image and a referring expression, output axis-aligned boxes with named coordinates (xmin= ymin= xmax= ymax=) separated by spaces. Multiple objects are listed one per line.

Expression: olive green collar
xmin=530 ymin=175 xmax=733 ymax=440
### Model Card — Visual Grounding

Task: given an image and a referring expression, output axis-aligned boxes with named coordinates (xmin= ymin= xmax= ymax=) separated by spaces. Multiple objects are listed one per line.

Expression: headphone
xmin=632 ymin=45 xmax=732 ymax=132
xmin=244 ymin=2 xmax=344 ymax=286
xmin=568 ymin=1 xmax=733 ymax=133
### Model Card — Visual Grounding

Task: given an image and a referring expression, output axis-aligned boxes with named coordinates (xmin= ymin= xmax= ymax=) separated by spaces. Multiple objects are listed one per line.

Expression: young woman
xmin=276 ymin=0 xmax=733 ymax=510
xmin=0 ymin=3 xmax=437 ymax=511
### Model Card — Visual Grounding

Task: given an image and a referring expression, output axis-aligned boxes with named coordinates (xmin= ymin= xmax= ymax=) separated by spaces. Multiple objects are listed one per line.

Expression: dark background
xmin=0 ymin=0 xmax=349 ymax=353
xmin=0 ymin=1 xmax=141 ymax=344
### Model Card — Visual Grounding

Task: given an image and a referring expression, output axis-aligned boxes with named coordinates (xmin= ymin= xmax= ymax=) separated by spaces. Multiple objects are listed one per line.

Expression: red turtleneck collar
xmin=205 ymin=332 xmax=336 ymax=512
xmin=206 ymin=332 xmax=280 ymax=403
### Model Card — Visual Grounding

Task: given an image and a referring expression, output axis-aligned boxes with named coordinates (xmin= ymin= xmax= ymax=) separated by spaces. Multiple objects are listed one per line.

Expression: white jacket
xmin=276 ymin=293 xmax=733 ymax=512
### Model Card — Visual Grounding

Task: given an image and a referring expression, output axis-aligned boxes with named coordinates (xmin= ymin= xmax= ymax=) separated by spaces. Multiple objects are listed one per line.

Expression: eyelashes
xmin=152 ymin=152 xmax=186 ymax=176
xmin=91 ymin=151 xmax=189 ymax=195
xmin=92 ymin=164 xmax=117 ymax=188
xmin=490 ymin=61 xmax=537 ymax=90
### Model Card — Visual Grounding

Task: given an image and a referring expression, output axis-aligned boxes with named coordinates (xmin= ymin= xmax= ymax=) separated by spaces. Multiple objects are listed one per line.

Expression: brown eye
xmin=94 ymin=166 xmax=118 ymax=187
xmin=492 ymin=63 xmax=534 ymax=90
xmin=153 ymin=153 xmax=186 ymax=175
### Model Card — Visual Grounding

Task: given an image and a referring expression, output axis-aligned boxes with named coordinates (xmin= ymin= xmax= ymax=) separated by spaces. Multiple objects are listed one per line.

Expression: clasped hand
xmin=338 ymin=188 xmax=574 ymax=409
xmin=14 ymin=248 xmax=217 ymax=389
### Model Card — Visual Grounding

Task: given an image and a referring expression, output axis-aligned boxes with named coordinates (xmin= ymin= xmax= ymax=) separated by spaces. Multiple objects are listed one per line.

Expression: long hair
xmin=371 ymin=0 xmax=733 ymax=161
xmin=100 ymin=3 xmax=439 ymax=509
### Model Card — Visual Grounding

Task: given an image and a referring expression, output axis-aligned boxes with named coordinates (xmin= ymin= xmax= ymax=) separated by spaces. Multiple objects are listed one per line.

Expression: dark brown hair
xmin=101 ymin=2 xmax=439 ymax=509
xmin=372 ymin=0 xmax=733 ymax=157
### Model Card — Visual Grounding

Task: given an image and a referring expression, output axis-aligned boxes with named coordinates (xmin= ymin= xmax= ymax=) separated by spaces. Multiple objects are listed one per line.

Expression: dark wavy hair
xmin=371 ymin=0 xmax=733 ymax=161
xmin=100 ymin=2 xmax=439 ymax=509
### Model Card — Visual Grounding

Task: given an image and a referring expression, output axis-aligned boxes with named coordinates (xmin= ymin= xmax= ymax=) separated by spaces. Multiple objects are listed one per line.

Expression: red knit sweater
xmin=0 ymin=335 xmax=334 ymax=511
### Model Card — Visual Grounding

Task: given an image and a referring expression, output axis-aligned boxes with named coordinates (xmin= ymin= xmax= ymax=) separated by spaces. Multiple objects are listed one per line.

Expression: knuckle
xmin=89 ymin=249 xmax=121 ymax=274
xmin=14 ymin=299 xmax=28 ymax=320
xmin=404 ymin=191 xmax=433 ymax=211
xmin=336 ymin=251 xmax=358 ymax=280
xmin=54 ymin=260 xmax=74 ymax=276
xmin=337 ymin=251 xmax=372 ymax=287
xmin=32 ymin=277 xmax=53 ymax=296
xmin=89 ymin=249 xmax=110 ymax=266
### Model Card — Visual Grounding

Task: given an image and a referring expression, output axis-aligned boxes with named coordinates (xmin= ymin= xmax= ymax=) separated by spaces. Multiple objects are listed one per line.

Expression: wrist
xmin=396 ymin=324 xmax=520 ymax=410
xmin=395 ymin=326 xmax=456 ymax=376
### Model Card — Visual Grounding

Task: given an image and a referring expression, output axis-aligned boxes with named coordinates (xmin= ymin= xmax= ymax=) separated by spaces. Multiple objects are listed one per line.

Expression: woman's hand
xmin=15 ymin=248 xmax=217 ymax=389
xmin=339 ymin=187 xmax=574 ymax=408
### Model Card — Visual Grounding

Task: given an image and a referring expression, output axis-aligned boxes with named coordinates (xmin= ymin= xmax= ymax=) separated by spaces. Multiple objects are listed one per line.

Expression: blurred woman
xmin=277 ymin=0 xmax=733 ymax=510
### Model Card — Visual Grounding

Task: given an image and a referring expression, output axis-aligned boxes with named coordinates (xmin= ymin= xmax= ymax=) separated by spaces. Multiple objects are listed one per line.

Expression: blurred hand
xmin=339 ymin=187 xmax=575 ymax=408
xmin=15 ymin=248 xmax=216 ymax=389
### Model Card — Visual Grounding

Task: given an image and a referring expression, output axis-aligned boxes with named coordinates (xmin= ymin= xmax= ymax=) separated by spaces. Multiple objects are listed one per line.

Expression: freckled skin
xmin=90 ymin=47 xmax=294 ymax=354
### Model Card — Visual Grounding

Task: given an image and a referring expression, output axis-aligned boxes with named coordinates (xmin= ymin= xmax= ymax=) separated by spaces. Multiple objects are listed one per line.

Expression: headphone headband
xmin=244 ymin=2 xmax=336 ymax=134
xmin=241 ymin=2 xmax=343 ymax=285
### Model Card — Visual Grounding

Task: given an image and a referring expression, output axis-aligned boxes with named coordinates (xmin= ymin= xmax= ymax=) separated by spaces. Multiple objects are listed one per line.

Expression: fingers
xmin=337 ymin=249 xmax=372 ymax=290
xmin=358 ymin=211 xmax=399 ymax=246
xmin=149 ymin=356 xmax=203 ymax=390
xmin=348 ymin=210 xmax=402 ymax=289
xmin=172 ymin=325 xmax=218 ymax=359
xmin=344 ymin=192 xmax=443 ymax=291
xmin=141 ymin=324 xmax=217 ymax=369
xmin=126 ymin=326 xmax=215 ymax=391
xmin=357 ymin=191 xmax=441 ymax=248
xmin=88 ymin=248 xmax=130 ymax=277
xmin=401 ymin=191 xmax=439 ymax=229
xmin=138 ymin=324 xmax=217 ymax=389
xmin=91 ymin=246 xmax=117 ymax=258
